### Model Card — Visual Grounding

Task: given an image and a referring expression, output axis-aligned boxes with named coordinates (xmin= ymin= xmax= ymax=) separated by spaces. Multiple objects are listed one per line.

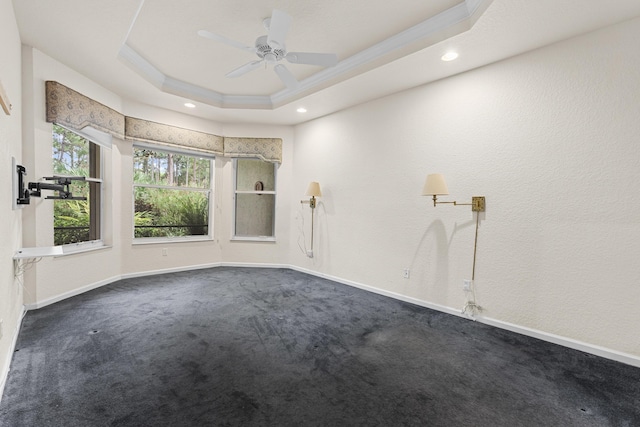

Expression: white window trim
xmin=61 ymin=240 xmax=111 ymax=255
xmin=132 ymin=235 xmax=213 ymax=245
xmin=133 ymin=143 xmax=215 ymax=243
xmin=235 ymin=190 xmax=276 ymax=195
xmin=56 ymin=123 xmax=112 ymax=149
xmin=230 ymin=236 xmax=277 ymax=242
xmin=232 ymin=158 xmax=277 ymax=242
xmin=133 ymin=141 xmax=213 ymax=158
xmin=51 ymin=125 xmax=107 ymax=252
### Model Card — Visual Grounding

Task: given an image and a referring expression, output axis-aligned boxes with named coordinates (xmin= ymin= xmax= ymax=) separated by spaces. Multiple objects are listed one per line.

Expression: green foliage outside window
xmin=52 ymin=125 xmax=95 ymax=245
xmin=133 ymin=148 xmax=211 ymax=238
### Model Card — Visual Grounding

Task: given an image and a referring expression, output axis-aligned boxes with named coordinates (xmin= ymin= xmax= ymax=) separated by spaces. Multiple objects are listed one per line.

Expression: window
xmin=234 ymin=158 xmax=276 ymax=239
xmin=133 ymin=145 xmax=213 ymax=240
xmin=52 ymin=125 xmax=103 ymax=246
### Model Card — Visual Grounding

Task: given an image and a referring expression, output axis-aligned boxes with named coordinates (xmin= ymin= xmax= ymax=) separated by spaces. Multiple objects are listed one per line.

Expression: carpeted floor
xmin=1 ymin=267 xmax=639 ymax=426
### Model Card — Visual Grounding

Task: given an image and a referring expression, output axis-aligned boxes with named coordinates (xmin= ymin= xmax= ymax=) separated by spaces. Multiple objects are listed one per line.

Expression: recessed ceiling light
xmin=184 ymin=102 xmax=196 ymax=108
xmin=296 ymin=107 xmax=307 ymax=113
xmin=441 ymin=52 xmax=459 ymax=61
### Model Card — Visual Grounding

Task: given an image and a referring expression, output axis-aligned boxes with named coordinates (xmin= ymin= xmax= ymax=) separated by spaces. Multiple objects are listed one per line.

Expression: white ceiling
xmin=12 ymin=0 xmax=640 ymax=125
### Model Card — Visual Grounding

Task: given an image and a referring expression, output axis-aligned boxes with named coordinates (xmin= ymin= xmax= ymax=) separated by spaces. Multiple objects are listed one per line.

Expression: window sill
xmin=133 ymin=236 xmax=213 ymax=246
xmin=231 ymin=236 xmax=277 ymax=243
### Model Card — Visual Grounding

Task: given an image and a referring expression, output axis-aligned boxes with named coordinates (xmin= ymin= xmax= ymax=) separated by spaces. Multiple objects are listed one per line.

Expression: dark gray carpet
xmin=1 ymin=267 xmax=639 ymax=426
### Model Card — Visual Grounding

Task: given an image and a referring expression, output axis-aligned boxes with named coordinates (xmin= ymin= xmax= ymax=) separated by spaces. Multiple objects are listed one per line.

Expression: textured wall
xmin=20 ymin=48 xmax=125 ymax=305
xmin=19 ymin=50 xmax=295 ymax=306
xmin=220 ymin=122 xmax=294 ymax=264
xmin=291 ymin=17 xmax=640 ymax=358
xmin=119 ymin=101 xmax=226 ymax=276
xmin=0 ymin=0 xmax=24 ymax=395
xmin=11 ymin=3 xmax=640 ymax=369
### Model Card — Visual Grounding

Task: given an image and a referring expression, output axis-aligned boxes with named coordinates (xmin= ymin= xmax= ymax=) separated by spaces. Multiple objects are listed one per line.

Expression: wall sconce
xmin=422 ymin=173 xmax=485 ymax=212
xmin=301 ymin=182 xmax=322 ymax=257
xmin=305 ymin=181 xmax=322 ymax=209
xmin=422 ymin=173 xmax=486 ymax=317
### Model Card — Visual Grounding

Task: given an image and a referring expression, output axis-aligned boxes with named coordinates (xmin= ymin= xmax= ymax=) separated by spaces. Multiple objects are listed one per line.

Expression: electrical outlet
xmin=463 ymin=279 xmax=473 ymax=291
xmin=403 ymin=269 xmax=410 ymax=279
xmin=162 ymin=248 xmax=168 ymax=256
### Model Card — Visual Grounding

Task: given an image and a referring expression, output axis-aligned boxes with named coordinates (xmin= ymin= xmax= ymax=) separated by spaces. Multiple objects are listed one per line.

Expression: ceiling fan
xmin=198 ymin=9 xmax=338 ymax=90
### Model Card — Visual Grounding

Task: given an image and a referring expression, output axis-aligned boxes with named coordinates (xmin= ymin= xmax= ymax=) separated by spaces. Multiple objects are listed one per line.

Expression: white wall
xmin=20 ymin=47 xmax=125 ymax=305
xmin=19 ymin=49 xmax=295 ymax=307
xmin=291 ymin=16 xmax=640 ymax=359
xmin=219 ymin=123 xmax=294 ymax=266
xmin=8 ymin=7 xmax=640 ymax=383
xmin=0 ymin=0 xmax=24 ymax=397
xmin=118 ymin=101 xmax=226 ymax=276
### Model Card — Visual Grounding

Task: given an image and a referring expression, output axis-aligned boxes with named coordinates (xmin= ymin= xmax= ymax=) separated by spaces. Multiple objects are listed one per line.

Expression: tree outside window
xmin=52 ymin=125 xmax=101 ymax=246
xmin=133 ymin=146 xmax=213 ymax=239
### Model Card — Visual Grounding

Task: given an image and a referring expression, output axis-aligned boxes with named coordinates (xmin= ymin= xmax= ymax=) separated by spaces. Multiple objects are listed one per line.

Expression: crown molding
xmin=119 ymin=0 xmax=492 ymax=110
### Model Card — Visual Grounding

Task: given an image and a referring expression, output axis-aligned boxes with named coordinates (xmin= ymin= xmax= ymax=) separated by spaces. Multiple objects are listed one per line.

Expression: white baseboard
xmin=23 ymin=262 xmax=640 ymax=369
xmin=25 ymin=262 xmax=224 ymax=310
xmin=25 ymin=275 xmax=122 ymax=310
xmin=219 ymin=262 xmax=291 ymax=270
xmin=288 ymin=265 xmax=464 ymax=316
xmin=120 ymin=262 xmax=224 ymax=280
xmin=478 ymin=317 xmax=640 ymax=368
xmin=0 ymin=306 xmax=27 ymax=404
xmin=287 ymin=265 xmax=640 ymax=368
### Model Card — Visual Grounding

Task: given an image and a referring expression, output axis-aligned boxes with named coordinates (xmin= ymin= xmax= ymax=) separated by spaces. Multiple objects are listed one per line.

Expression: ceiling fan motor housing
xmin=255 ymin=35 xmax=286 ymax=63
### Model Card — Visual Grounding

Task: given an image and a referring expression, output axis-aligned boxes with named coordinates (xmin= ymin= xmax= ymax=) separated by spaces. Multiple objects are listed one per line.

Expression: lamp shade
xmin=305 ymin=181 xmax=322 ymax=197
xmin=422 ymin=174 xmax=449 ymax=196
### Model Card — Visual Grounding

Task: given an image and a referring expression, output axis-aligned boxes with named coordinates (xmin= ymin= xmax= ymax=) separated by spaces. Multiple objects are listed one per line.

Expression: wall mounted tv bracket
xmin=16 ymin=164 xmax=86 ymax=205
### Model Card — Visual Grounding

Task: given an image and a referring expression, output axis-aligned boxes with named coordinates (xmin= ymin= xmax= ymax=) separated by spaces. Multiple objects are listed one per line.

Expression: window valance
xmin=125 ymin=117 xmax=224 ymax=156
xmin=223 ymin=137 xmax=283 ymax=164
xmin=45 ymin=81 xmax=125 ymax=139
xmin=45 ymin=81 xmax=282 ymax=163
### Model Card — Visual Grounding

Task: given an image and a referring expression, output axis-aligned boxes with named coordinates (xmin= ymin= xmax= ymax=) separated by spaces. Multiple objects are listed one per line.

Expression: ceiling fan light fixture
xmin=199 ymin=8 xmax=337 ymax=90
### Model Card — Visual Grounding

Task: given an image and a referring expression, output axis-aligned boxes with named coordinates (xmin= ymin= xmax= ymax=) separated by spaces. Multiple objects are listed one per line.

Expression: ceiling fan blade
xmin=273 ymin=64 xmax=299 ymax=90
xmin=267 ymin=9 xmax=291 ymax=50
xmin=226 ymin=60 xmax=263 ymax=78
xmin=198 ymin=29 xmax=256 ymax=53
xmin=285 ymin=52 xmax=338 ymax=67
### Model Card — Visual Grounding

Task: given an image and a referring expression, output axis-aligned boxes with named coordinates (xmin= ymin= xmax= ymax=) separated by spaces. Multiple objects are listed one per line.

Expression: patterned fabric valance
xmin=45 ymin=81 xmax=283 ymax=163
xmin=125 ymin=117 xmax=224 ymax=155
xmin=45 ymin=81 xmax=125 ymax=139
xmin=223 ymin=137 xmax=282 ymax=164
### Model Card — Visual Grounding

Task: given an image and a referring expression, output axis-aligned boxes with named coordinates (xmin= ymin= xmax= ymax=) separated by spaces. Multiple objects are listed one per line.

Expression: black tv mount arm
xmin=28 ymin=176 xmax=87 ymax=200
xmin=16 ymin=165 xmax=86 ymax=205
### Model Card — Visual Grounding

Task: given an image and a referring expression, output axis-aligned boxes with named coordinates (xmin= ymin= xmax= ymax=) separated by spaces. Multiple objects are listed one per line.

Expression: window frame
xmin=132 ymin=142 xmax=215 ymax=244
xmin=232 ymin=158 xmax=277 ymax=242
xmin=52 ymin=124 xmax=106 ymax=251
